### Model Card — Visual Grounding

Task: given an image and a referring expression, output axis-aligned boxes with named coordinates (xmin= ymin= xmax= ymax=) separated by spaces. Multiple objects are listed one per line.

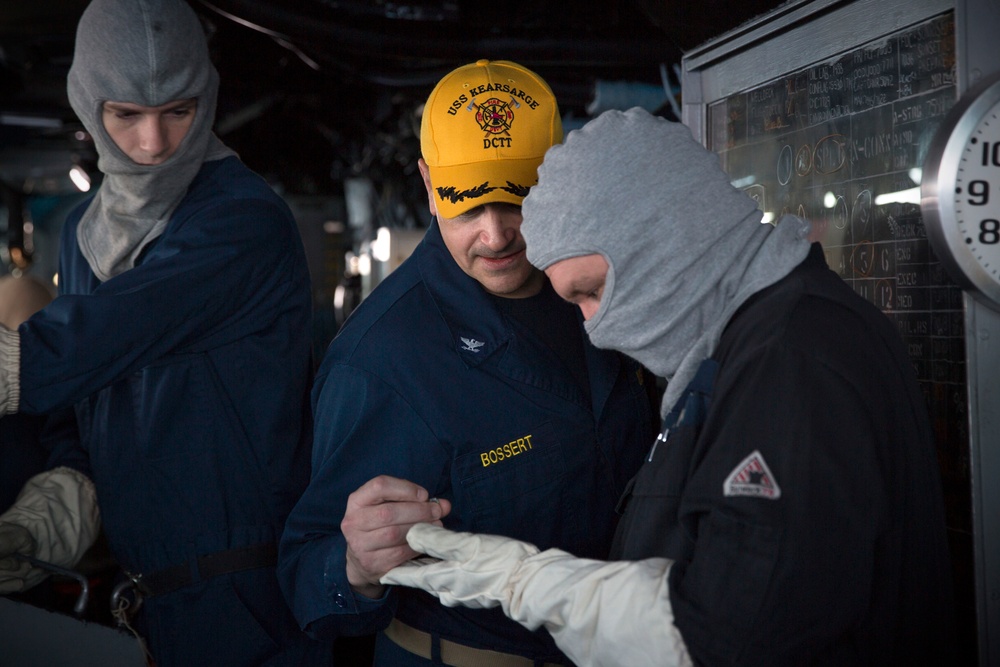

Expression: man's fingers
xmin=343 ymin=497 xmax=443 ymax=538
xmin=347 ymin=475 xmax=431 ymax=509
xmin=343 ymin=510 xmax=445 ymax=584
xmin=347 ymin=540 xmax=420 ymax=579
xmin=341 ymin=476 xmax=456 ymax=586
xmin=431 ymin=497 xmax=453 ymax=517
xmin=342 ymin=477 xmax=452 ymax=540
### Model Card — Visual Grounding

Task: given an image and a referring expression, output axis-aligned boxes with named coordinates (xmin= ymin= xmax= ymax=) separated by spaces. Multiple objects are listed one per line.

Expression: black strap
xmin=132 ymin=542 xmax=277 ymax=597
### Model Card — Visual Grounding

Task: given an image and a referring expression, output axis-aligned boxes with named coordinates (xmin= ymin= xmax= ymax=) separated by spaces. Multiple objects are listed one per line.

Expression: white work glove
xmin=0 ymin=328 xmax=20 ymax=415
xmin=0 ymin=467 xmax=101 ymax=594
xmin=0 ymin=523 xmax=36 ymax=591
xmin=382 ymin=523 xmax=693 ymax=667
xmin=383 ymin=522 xmax=540 ymax=611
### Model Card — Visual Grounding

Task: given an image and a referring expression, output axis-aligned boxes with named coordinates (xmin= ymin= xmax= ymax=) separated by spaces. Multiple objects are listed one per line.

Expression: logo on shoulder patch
xmin=723 ymin=450 xmax=781 ymax=500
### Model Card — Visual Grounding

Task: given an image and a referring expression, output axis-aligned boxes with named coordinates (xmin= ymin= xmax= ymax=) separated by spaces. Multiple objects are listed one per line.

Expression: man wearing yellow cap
xmin=279 ymin=60 xmax=656 ymax=665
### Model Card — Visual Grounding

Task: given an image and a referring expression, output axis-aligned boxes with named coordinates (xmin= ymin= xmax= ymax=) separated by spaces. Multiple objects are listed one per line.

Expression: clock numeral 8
xmin=980 ymin=219 xmax=1000 ymax=245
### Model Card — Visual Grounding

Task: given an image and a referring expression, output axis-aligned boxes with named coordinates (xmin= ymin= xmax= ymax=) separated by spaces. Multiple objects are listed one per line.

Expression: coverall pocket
xmin=131 ymin=352 xmax=243 ymax=461
xmin=610 ymin=422 xmax=698 ymax=560
xmin=672 ymin=510 xmax=780 ymax=662
xmin=632 ymin=423 xmax=698 ymax=498
xmin=454 ymin=421 xmax=575 ymax=542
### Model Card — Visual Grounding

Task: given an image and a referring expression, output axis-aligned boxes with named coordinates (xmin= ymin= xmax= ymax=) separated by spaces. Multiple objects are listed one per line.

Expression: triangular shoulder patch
xmin=723 ymin=450 xmax=782 ymax=500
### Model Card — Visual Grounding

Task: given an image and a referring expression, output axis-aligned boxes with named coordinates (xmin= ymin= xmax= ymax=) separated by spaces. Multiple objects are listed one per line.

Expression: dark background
xmin=0 ymin=0 xmax=787 ymax=347
xmin=0 ymin=0 xmax=784 ymax=204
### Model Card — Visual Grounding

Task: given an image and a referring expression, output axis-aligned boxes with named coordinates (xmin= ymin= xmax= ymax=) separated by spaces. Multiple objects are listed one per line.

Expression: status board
xmin=706 ymin=12 xmax=968 ymax=529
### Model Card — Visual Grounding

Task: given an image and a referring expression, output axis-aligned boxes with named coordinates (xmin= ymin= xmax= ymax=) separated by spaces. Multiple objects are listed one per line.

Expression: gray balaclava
xmin=522 ymin=108 xmax=811 ymax=416
xmin=67 ymin=0 xmax=236 ymax=281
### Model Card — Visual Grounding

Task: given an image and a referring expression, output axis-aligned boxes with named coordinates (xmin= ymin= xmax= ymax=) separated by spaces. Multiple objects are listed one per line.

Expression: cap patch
xmin=723 ymin=450 xmax=781 ymax=500
xmin=476 ymin=97 xmax=515 ymax=137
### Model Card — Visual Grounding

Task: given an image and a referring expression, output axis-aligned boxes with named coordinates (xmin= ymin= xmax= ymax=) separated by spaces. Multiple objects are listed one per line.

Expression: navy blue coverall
xmin=280 ymin=220 xmax=655 ymax=664
xmin=18 ymin=156 xmax=328 ymax=666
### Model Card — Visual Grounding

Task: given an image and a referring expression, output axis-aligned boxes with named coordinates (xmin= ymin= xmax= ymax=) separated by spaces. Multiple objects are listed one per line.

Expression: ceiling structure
xmin=0 ymin=0 xmax=784 ymax=203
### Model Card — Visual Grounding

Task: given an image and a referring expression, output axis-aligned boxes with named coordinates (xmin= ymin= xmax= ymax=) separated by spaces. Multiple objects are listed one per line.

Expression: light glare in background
xmin=69 ymin=165 xmax=91 ymax=192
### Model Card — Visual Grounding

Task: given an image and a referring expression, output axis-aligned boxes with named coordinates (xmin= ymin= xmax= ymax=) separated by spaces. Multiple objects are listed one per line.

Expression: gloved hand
xmin=381 ymin=523 xmax=539 ymax=612
xmin=0 ymin=466 xmax=100 ymax=595
xmin=383 ymin=523 xmax=693 ymax=667
xmin=0 ymin=523 xmax=37 ymax=593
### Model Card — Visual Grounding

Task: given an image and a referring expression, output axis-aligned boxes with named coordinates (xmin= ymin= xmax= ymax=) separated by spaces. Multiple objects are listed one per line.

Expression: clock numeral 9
xmin=982 ymin=141 xmax=1000 ymax=166
xmin=980 ymin=219 xmax=1000 ymax=245
xmin=969 ymin=180 xmax=991 ymax=205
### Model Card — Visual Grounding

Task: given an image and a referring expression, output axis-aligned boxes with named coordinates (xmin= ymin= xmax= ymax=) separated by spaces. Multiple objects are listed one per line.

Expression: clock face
xmin=922 ymin=72 xmax=1000 ymax=306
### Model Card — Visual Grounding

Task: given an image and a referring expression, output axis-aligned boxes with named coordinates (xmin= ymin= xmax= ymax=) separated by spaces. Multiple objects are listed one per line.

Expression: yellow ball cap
xmin=421 ymin=59 xmax=563 ymax=219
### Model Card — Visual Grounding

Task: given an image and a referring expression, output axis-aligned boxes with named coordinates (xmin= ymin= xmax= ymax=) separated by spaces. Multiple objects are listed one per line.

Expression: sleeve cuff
xmin=0 ymin=328 xmax=20 ymax=414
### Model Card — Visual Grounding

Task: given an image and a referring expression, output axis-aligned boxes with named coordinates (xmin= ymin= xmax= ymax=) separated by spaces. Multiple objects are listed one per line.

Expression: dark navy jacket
xmin=18 ymin=157 xmax=326 ymax=666
xmin=612 ymin=245 xmax=954 ymax=666
xmin=279 ymin=220 xmax=654 ymax=663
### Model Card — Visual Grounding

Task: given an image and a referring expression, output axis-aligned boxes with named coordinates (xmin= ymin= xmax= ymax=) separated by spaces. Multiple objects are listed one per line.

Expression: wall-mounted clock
xmin=922 ymin=71 xmax=1000 ymax=307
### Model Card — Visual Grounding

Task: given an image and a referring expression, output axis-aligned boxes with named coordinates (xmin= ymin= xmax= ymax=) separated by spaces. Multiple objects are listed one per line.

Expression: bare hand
xmin=341 ymin=475 xmax=452 ymax=598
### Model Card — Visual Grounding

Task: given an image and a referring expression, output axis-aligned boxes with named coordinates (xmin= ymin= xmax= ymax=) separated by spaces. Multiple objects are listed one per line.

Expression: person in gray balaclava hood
xmin=383 ymin=108 xmax=955 ymax=665
xmin=0 ymin=0 xmax=330 ymax=664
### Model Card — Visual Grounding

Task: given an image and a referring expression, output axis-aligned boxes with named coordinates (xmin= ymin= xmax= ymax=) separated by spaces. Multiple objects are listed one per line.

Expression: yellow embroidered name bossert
xmin=480 ymin=434 xmax=534 ymax=467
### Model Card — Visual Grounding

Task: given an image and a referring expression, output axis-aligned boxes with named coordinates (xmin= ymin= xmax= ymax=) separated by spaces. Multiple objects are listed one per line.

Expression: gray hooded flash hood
xmin=522 ymin=108 xmax=811 ymax=416
xmin=67 ymin=0 xmax=236 ymax=281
